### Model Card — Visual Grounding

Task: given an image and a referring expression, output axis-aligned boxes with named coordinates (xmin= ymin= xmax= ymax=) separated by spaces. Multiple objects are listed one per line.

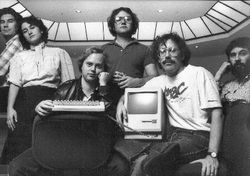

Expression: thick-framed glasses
xmin=158 ymin=47 xmax=180 ymax=57
xmin=229 ymin=49 xmax=249 ymax=59
xmin=115 ymin=16 xmax=132 ymax=24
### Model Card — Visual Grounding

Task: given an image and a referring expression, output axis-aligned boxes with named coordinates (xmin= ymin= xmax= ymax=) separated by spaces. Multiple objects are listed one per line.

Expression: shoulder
xmin=187 ymin=65 xmax=213 ymax=77
xmin=101 ymin=42 xmax=114 ymax=49
xmin=45 ymin=46 xmax=68 ymax=54
xmin=58 ymin=79 xmax=76 ymax=89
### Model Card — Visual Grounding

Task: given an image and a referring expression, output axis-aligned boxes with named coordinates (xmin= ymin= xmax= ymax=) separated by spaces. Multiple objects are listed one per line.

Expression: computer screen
xmin=127 ymin=92 xmax=158 ymax=114
xmin=124 ymin=88 xmax=166 ymax=140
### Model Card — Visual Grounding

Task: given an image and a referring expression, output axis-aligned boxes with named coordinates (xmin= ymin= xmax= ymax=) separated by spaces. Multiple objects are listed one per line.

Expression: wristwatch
xmin=208 ymin=152 xmax=217 ymax=158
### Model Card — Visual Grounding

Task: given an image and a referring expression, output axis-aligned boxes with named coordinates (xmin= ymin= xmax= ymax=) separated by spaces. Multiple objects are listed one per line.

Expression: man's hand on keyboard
xmin=35 ymin=100 xmax=53 ymax=117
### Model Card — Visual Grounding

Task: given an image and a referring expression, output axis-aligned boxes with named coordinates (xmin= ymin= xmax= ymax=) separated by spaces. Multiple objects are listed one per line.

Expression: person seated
xmin=116 ymin=33 xmax=224 ymax=176
xmin=8 ymin=47 xmax=129 ymax=176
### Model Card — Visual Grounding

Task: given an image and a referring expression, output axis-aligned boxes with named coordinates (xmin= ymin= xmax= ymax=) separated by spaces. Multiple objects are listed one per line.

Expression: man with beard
xmin=215 ymin=37 xmax=250 ymax=103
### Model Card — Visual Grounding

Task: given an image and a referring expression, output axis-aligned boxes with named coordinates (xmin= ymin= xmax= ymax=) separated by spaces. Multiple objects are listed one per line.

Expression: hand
xmin=7 ymin=107 xmax=17 ymax=131
xmin=98 ymin=72 xmax=110 ymax=86
xmin=116 ymin=100 xmax=128 ymax=124
xmin=117 ymin=76 xmax=141 ymax=89
xmin=215 ymin=62 xmax=231 ymax=81
xmin=190 ymin=155 xmax=219 ymax=176
xmin=35 ymin=100 xmax=53 ymax=117
xmin=113 ymin=71 xmax=126 ymax=83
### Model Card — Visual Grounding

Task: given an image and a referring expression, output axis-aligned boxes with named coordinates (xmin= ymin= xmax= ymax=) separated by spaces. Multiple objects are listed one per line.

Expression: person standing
xmin=1 ymin=16 xmax=75 ymax=163
xmin=102 ymin=7 xmax=158 ymax=105
xmin=0 ymin=8 xmax=23 ymax=111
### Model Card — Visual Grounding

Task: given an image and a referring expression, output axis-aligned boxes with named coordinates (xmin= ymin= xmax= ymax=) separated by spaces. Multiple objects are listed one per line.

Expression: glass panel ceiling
xmin=1 ymin=0 xmax=249 ymax=42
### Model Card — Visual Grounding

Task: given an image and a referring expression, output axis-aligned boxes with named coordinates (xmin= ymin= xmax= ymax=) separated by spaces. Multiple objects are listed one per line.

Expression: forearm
xmin=208 ymin=108 xmax=224 ymax=153
xmin=7 ymin=84 xmax=20 ymax=110
xmin=132 ymin=75 xmax=155 ymax=87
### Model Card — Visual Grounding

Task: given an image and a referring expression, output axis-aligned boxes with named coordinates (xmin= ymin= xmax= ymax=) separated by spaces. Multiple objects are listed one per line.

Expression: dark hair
xmin=107 ymin=7 xmax=139 ymax=37
xmin=0 ymin=7 xmax=23 ymax=33
xmin=78 ymin=47 xmax=107 ymax=72
xmin=225 ymin=37 xmax=250 ymax=60
xmin=151 ymin=32 xmax=191 ymax=68
xmin=18 ymin=16 xmax=48 ymax=49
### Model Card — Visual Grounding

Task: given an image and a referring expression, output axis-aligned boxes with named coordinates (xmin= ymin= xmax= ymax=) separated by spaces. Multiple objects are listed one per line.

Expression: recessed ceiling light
xmin=195 ymin=45 xmax=199 ymax=49
xmin=157 ymin=9 xmax=163 ymax=13
xmin=75 ymin=9 xmax=81 ymax=13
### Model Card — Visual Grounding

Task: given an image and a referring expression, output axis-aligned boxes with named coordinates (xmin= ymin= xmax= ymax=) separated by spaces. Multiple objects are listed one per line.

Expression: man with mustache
xmin=117 ymin=33 xmax=223 ymax=176
xmin=215 ymin=37 xmax=250 ymax=103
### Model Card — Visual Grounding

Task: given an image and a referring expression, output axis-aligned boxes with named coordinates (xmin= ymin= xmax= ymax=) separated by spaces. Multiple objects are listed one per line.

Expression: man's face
xmin=114 ymin=10 xmax=132 ymax=35
xmin=229 ymin=47 xmax=250 ymax=77
xmin=158 ymin=39 xmax=184 ymax=77
xmin=21 ymin=22 xmax=43 ymax=46
xmin=81 ymin=53 xmax=105 ymax=83
xmin=0 ymin=14 xmax=17 ymax=38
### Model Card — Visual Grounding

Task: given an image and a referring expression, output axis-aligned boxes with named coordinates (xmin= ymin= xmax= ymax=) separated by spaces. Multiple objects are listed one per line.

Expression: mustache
xmin=161 ymin=57 xmax=175 ymax=65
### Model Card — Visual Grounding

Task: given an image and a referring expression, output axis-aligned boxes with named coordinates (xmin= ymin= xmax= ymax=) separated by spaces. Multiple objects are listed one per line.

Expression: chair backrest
xmin=32 ymin=113 xmax=114 ymax=170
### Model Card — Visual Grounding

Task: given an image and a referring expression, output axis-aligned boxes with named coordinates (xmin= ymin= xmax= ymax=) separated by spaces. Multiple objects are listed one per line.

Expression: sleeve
xmin=8 ymin=54 xmax=22 ymax=87
xmin=59 ymin=49 xmax=75 ymax=83
xmin=143 ymin=46 xmax=155 ymax=67
xmin=197 ymin=68 xmax=222 ymax=110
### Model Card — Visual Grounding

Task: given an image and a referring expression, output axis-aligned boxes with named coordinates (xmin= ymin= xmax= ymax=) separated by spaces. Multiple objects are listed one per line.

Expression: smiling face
xmin=114 ymin=10 xmax=133 ymax=36
xmin=158 ymin=39 xmax=184 ymax=77
xmin=81 ymin=53 xmax=105 ymax=83
xmin=0 ymin=14 xmax=18 ymax=38
xmin=21 ymin=22 xmax=43 ymax=46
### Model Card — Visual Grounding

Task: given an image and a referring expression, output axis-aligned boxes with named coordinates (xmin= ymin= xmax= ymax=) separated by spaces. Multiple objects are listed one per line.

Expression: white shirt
xmin=8 ymin=43 xmax=75 ymax=88
xmin=143 ymin=65 xmax=222 ymax=131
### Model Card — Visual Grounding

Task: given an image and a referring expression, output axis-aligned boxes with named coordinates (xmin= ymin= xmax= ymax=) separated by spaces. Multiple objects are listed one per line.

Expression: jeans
xmin=131 ymin=127 xmax=209 ymax=176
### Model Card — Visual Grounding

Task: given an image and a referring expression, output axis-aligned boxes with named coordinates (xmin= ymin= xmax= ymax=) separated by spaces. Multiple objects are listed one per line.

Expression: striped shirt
xmin=0 ymin=35 xmax=23 ymax=86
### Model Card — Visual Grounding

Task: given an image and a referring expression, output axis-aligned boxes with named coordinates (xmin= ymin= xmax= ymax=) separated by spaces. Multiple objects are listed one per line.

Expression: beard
xmin=232 ymin=62 xmax=249 ymax=79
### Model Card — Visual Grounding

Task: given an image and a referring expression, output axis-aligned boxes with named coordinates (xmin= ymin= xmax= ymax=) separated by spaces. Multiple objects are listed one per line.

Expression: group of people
xmin=0 ymin=5 xmax=249 ymax=176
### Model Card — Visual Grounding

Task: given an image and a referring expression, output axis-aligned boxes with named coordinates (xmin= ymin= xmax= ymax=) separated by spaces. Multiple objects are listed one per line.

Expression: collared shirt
xmin=221 ymin=75 xmax=250 ymax=103
xmin=0 ymin=35 xmax=23 ymax=86
xmin=102 ymin=40 xmax=155 ymax=78
xmin=8 ymin=43 xmax=75 ymax=88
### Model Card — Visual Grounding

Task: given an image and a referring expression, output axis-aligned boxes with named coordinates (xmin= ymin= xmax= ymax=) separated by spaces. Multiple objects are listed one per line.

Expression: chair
xmin=32 ymin=112 xmax=115 ymax=174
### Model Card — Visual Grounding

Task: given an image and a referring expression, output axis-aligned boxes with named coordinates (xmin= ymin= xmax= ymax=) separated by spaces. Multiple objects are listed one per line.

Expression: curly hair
xmin=151 ymin=32 xmax=191 ymax=68
xmin=78 ymin=47 xmax=107 ymax=72
xmin=0 ymin=7 xmax=23 ymax=33
xmin=18 ymin=16 xmax=48 ymax=49
xmin=107 ymin=7 xmax=139 ymax=37
xmin=225 ymin=37 xmax=250 ymax=60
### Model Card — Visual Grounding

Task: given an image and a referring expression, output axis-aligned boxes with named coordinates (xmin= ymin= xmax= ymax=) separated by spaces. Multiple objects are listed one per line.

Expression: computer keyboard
xmin=52 ymin=100 xmax=105 ymax=112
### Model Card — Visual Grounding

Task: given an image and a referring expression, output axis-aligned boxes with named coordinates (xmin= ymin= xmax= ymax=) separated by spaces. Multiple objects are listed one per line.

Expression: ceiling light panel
xmin=11 ymin=3 xmax=25 ymax=13
xmin=68 ymin=23 xmax=87 ymax=41
xmin=48 ymin=22 xmax=59 ymax=40
xmin=103 ymin=22 xmax=114 ymax=40
xmin=138 ymin=22 xmax=156 ymax=40
xmin=85 ymin=22 xmax=103 ymax=40
xmin=155 ymin=22 xmax=172 ymax=37
xmin=202 ymin=16 xmax=225 ymax=34
xmin=222 ymin=1 xmax=250 ymax=16
xmin=208 ymin=10 xmax=238 ymax=27
xmin=20 ymin=10 xmax=31 ymax=17
xmin=56 ymin=23 xmax=70 ymax=40
xmin=185 ymin=18 xmax=211 ymax=37
xmin=180 ymin=21 xmax=195 ymax=40
xmin=0 ymin=0 xmax=18 ymax=8
xmin=172 ymin=22 xmax=183 ymax=38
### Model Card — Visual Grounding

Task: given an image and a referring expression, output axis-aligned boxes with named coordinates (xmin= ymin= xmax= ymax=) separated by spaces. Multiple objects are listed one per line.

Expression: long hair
xmin=151 ymin=32 xmax=191 ymax=68
xmin=18 ymin=16 xmax=48 ymax=49
xmin=107 ymin=7 xmax=139 ymax=37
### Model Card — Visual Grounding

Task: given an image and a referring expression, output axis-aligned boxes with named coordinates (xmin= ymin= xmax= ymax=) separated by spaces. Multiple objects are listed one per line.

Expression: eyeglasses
xmin=115 ymin=16 xmax=132 ymax=24
xmin=229 ymin=49 xmax=249 ymax=59
xmin=158 ymin=47 xmax=180 ymax=57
